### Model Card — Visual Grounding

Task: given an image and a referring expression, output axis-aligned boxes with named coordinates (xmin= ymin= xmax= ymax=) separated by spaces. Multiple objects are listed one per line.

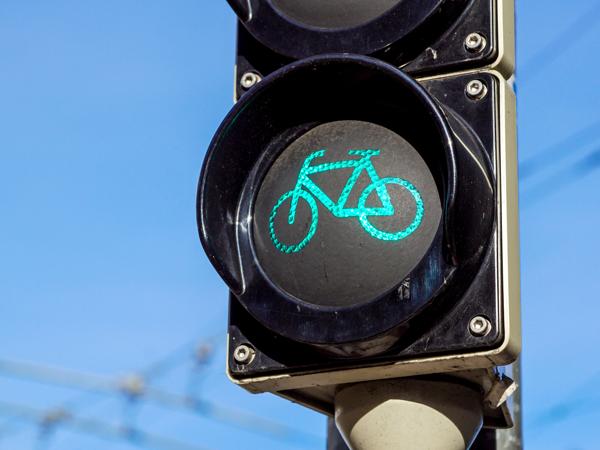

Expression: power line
xmin=0 ymin=358 xmax=320 ymax=445
xmin=140 ymin=330 xmax=223 ymax=381
xmin=0 ymin=336 xmax=217 ymax=446
xmin=0 ymin=399 xmax=211 ymax=450
xmin=519 ymin=2 xmax=600 ymax=83
xmin=521 ymin=146 xmax=600 ymax=206
xmin=528 ymin=371 xmax=600 ymax=432
xmin=140 ymin=341 xmax=198 ymax=381
xmin=519 ymin=121 xmax=600 ymax=180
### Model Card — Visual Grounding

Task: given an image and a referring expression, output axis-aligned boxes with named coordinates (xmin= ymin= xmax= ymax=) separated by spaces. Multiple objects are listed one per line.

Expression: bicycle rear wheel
xmin=269 ymin=190 xmax=319 ymax=253
xmin=358 ymin=177 xmax=424 ymax=241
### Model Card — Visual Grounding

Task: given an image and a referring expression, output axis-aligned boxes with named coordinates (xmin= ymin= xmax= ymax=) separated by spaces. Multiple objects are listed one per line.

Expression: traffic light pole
xmin=327 ymin=417 xmax=349 ymax=450
xmin=332 ymin=378 xmax=484 ymax=450
xmin=327 ymin=415 xmax=512 ymax=450
xmin=328 ymin=361 xmax=522 ymax=450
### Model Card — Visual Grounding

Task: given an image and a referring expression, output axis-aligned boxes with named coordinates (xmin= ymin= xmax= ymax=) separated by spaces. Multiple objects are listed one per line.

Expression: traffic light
xmin=230 ymin=0 xmax=514 ymax=97
xmin=197 ymin=1 xmax=519 ymax=421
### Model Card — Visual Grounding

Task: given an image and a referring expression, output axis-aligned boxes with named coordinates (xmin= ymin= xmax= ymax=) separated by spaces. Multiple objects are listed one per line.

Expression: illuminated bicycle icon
xmin=269 ymin=149 xmax=425 ymax=253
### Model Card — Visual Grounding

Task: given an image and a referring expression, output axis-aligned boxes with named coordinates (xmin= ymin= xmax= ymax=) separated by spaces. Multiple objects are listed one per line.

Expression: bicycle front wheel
xmin=358 ymin=177 xmax=424 ymax=241
xmin=269 ymin=190 xmax=319 ymax=253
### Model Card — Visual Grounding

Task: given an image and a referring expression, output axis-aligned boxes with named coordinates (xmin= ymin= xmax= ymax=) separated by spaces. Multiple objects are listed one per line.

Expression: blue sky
xmin=0 ymin=1 xmax=599 ymax=449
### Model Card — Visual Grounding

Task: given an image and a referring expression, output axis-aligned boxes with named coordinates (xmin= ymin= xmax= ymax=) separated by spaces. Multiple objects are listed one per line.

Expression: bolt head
xmin=233 ymin=344 xmax=255 ymax=364
xmin=465 ymin=33 xmax=486 ymax=53
xmin=465 ymin=80 xmax=488 ymax=100
xmin=240 ymin=72 xmax=261 ymax=89
xmin=469 ymin=316 xmax=492 ymax=337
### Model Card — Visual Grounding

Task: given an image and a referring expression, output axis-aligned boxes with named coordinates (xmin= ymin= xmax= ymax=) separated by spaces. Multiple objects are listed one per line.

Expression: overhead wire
xmin=0 ymin=336 xmax=218 ymax=447
xmin=519 ymin=120 xmax=600 ymax=181
xmin=528 ymin=371 xmax=600 ymax=432
xmin=140 ymin=329 xmax=223 ymax=381
xmin=0 ymin=399 xmax=212 ymax=450
xmin=0 ymin=357 xmax=320 ymax=445
xmin=519 ymin=2 xmax=600 ymax=84
xmin=140 ymin=341 xmax=198 ymax=381
xmin=521 ymin=146 xmax=600 ymax=206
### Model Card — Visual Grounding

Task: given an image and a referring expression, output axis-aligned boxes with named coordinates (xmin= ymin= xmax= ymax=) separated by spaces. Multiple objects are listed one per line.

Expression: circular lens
xmin=271 ymin=0 xmax=402 ymax=29
xmin=253 ymin=120 xmax=442 ymax=308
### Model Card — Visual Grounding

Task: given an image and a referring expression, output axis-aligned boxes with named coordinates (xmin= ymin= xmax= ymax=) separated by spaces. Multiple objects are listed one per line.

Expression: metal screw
xmin=240 ymin=71 xmax=261 ymax=89
xmin=233 ymin=344 xmax=255 ymax=365
xmin=465 ymin=32 xmax=487 ymax=53
xmin=469 ymin=316 xmax=492 ymax=337
xmin=465 ymin=79 xmax=488 ymax=100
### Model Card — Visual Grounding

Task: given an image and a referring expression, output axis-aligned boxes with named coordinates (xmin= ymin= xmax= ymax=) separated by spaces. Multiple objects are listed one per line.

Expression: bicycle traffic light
xmin=230 ymin=0 xmax=514 ymax=96
xmin=197 ymin=2 xmax=519 ymax=417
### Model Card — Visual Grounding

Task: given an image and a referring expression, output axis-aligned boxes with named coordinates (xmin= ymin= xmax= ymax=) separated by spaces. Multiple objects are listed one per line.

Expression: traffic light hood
xmin=198 ymin=54 xmax=494 ymax=353
xmin=226 ymin=0 xmax=463 ymax=61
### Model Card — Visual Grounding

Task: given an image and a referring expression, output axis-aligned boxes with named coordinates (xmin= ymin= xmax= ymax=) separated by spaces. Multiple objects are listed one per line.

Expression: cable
xmin=521 ymin=146 xmax=600 ymax=206
xmin=528 ymin=371 xmax=600 ymax=432
xmin=0 ymin=336 xmax=218 ymax=444
xmin=140 ymin=341 xmax=197 ymax=381
xmin=0 ymin=358 xmax=320 ymax=444
xmin=140 ymin=331 xmax=222 ymax=381
xmin=519 ymin=121 xmax=600 ymax=181
xmin=0 ymin=400 xmax=211 ymax=450
xmin=519 ymin=2 xmax=600 ymax=83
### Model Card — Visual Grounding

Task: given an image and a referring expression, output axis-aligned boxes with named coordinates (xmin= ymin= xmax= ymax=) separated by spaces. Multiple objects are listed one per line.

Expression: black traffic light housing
xmin=230 ymin=0 xmax=514 ymax=93
xmin=197 ymin=0 xmax=519 ymax=418
xmin=199 ymin=54 xmax=519 ymax=390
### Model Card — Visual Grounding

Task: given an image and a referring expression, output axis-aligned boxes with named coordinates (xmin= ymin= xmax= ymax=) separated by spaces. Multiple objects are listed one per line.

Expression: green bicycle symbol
xmin=269 ymin=149 xmax=425 ymax=253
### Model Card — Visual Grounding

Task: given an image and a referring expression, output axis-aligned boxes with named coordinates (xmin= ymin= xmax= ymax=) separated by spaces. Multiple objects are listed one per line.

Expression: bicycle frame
xmin=288 ymin=149 xmax=395 ymax=224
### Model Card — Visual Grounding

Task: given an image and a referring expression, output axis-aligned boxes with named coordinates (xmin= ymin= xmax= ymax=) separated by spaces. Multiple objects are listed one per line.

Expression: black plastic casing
xmin=195 ymin=1 xmax=518 ymax=390
xmin=197 ymin=55 xmax=510 ymax=380
xmin=231 ymin=0 xmax=512 ymax=88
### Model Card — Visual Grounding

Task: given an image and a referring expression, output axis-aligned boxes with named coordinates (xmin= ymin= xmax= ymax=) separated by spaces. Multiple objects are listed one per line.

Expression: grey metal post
xmin=333 ymin=378 xmax=483 ymax=450
xmin=327 ymin=417 xmax=350 ymax=450
xmin=327 ymin=361 xmax=522 ymax=450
